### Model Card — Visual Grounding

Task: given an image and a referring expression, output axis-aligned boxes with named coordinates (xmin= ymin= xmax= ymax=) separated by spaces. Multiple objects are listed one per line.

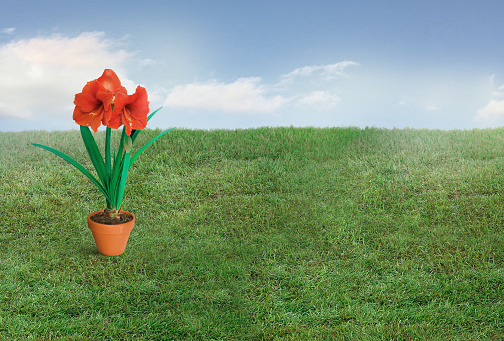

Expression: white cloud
xmin=424 ymin=104 xmax=440 ymax=111
xmin=165 ymin=77 xmax=288 ymax=114
xmin=10 ymin=32 xmax=131 ymax=67
xmin=0 ymin=32 xmax=133 ymax=121
xmin=164 ymin=61 xmax=358 ymax=115
xmin=280 ymin=61 xmax=359 ymax=83
xmin=2 ymin=27 xmax=15 ymax=35
xmin=297 ymin=91 xmax=340 ymax=108
xmin=493 ymin=84 xmax=504 ymax=98
xmin=475 ymin=99 xmax=504 ymax=121
xmin=475 ymin=77 xmax=504 ymax=122
xmin=140 ymin=58 xmax=156 ymax=67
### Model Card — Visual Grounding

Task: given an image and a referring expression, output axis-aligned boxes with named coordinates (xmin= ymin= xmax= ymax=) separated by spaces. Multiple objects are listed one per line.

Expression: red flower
xmin=107 ymin=86 xmax=149 ymax=136
xmin=73 ymin=69 xmax=127 ymax=132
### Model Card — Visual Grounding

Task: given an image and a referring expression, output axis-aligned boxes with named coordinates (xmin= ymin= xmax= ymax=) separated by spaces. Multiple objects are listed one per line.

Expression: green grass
xmin=1 ymin=126 xmax=504 ymax=340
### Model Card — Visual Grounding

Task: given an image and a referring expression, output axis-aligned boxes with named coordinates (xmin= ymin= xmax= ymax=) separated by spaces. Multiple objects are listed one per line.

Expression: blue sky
xmin=1 ymin=0 xmax=504 ymax=131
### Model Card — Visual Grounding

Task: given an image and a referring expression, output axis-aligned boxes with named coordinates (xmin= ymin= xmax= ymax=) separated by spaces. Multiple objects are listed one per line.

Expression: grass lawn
xmin=1 ymin=126 xmax=503 ymax=340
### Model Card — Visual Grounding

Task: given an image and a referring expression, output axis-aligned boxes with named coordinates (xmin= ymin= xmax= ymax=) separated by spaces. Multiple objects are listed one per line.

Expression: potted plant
xmin=32 ymin=69 xmax=174 ymax=256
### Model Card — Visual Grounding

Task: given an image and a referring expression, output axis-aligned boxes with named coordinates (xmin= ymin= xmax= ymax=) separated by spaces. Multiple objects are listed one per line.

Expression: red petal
xmin=125 ymin=90 xmax=149 ymax=135
xmin=126 ymin=86 xmax=149 ymax=124
xmin=112 ymin=91 xmax=129 ymax=112
xmin=106 ymin=114 xmax=122 ymax=130
xmin=73 ymin=106 xmax=104 ymax=133
xmin=97 ymin=69 xmax=127 ymax=94
xmin=96 ymin=90 xmax=115 ymax=112
xmin=108 ymin=86 xmax=149 ymax=135
xmin=104 ymin=92 xmax=129 ymax=129
xmin=74 ymin=80 xmax=101 ymax=112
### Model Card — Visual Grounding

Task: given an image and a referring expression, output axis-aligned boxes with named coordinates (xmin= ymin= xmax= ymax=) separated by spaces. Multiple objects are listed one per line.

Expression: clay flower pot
xmin=87 ymin=210 xmax=135 ymax=256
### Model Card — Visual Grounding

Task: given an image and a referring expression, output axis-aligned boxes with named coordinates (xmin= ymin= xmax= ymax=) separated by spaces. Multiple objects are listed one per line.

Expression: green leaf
xmin=116 ymin=136 xmax=132 ymax=210
xmin=147 ymin=107 xmax=162 ymax=123
xmin=109 ymin=128 xmax=127 ymax=208
xmin=105 ymin=127 xmax=112 ymax=174
xmin=130 ymin=127 xmax=176 ymax=166
xmin=80 ymin=126 xmax=110 ymax=189
xmin=31 ymin=143 xmax=112 ymax=203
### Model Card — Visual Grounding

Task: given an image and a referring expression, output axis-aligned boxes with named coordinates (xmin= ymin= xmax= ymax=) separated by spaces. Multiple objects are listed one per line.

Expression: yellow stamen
xmin=89 ymin=112 xmax=97 ymax=116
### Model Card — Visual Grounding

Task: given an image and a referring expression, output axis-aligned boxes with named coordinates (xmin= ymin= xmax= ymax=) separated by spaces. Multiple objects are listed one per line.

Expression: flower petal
xmin=73 ymin=80 xmax=101 ymax=112
xmin=73 ymin=105 xmax=105 ymax=133
xmin=105 ymin=92 xmax=129 ymax=129
xmin=122 ymin=86 xmax=149 ymax=135
xmin=97 ymin=69 xmax=127 ymax=94
xmin=127 ymin=86 xmax=150 ymax=120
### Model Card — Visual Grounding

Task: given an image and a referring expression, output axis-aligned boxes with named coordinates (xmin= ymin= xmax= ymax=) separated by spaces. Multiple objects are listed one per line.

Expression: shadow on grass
xmin=78 ymin=245 xmax=102 ymax=256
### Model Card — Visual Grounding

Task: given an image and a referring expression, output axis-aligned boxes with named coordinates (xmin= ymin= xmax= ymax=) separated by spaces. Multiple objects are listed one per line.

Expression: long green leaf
xmin=130 ymin=127 xmax=176 ymax=166
xmin=109 ymin=128 xmax=127 ymax=208
xmin=80 ymin=126 xmax=109 ymax=188
xmin=146 ymin=107 xmax=162 ymax=123
xmin=116 ymin=136 xmax=132 ymax=210
xmin=31 ymin=143 xmax=112 ymax=203
xmin=105 ymin=127 xmax=112 ymax=174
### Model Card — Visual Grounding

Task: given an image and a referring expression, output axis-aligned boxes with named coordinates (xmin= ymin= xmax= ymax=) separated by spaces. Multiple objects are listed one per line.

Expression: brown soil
xmin=90 ymin=210 xmax=134 ymax=225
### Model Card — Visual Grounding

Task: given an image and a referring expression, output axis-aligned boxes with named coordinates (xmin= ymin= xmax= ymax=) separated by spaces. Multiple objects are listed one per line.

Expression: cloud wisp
xmin=1 ymin=27 xmax=15 ymax=35
xmin=297 ymin=91 xmax=341 ymax=109
xmin=280 ymin=61 xmax=360 ymax=84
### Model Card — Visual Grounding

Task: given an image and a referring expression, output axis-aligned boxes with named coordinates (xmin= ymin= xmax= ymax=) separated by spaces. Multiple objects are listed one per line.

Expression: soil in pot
xmin=90 ymin=210 xmax=134 ymax=225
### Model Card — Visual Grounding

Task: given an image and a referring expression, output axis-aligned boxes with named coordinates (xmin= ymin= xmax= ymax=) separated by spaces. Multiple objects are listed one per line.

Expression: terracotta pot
xmin=87 ymin=210 xmax=135 ymax=256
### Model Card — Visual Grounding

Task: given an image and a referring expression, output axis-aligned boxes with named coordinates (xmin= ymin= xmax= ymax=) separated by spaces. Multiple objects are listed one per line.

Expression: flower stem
xmin=105 ymin=127 xmax=112 ymax=209
xmin=105 ymin=127 xmax=111 ymax=173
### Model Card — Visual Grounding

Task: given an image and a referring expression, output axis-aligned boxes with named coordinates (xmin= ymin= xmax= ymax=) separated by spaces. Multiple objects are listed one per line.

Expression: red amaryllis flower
xmin=107 ymin=86 xmax=149 ymax=136
xmin=73 ymin=69 xmax=127 ymax=132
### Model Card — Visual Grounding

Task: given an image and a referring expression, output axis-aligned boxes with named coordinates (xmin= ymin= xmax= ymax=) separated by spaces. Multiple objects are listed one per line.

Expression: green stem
xmin=105 ymin=127 xmax=112 ymax=209
xmin=105 ymin=127 xmax=111 ymax=174
xmin=116 ymin=134 xmax=132 ymax=210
